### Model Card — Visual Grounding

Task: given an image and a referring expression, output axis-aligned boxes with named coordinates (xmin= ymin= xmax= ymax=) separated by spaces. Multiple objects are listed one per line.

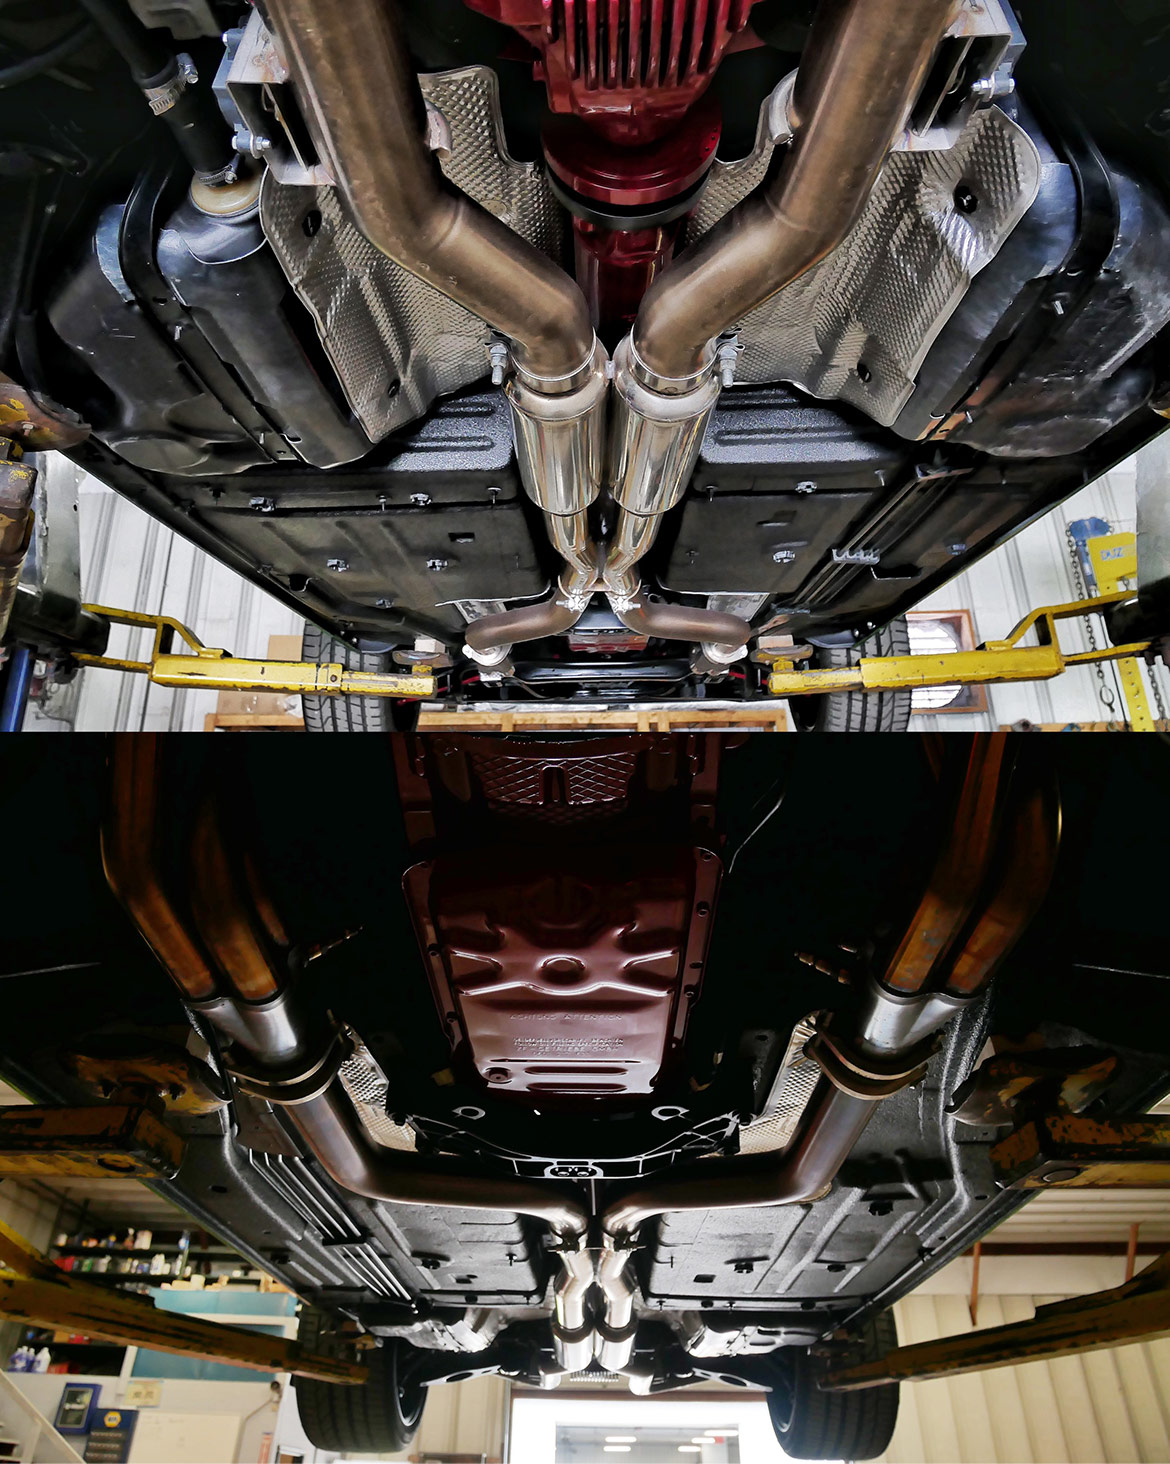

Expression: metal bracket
xmin=991 ymin=1113 xmax=1170 ymax=1190
xmin=72 ymin=604 xmax=436 ymax=700
xmin=822 ymin=1250 xmax=1170 ymax=1392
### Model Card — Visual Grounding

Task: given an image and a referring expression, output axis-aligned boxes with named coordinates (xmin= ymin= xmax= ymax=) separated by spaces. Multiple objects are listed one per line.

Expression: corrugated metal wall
xmin=883 ymin=1289 xmax=1170 ymax=1464
xmin=24 ymin=448 xmax=1170 ymax=731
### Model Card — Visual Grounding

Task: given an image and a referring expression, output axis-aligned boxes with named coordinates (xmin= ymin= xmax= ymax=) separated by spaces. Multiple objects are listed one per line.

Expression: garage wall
xmin=911 ymin=455 xmax=1170 ymax=732
xmin=0 ymin=1180 xmax=64 ymax=1364
xmin=882 ymin=1288 xmax=1170 ymax=1464
xmin=24 ymin=447 xmax=1168 ymax=732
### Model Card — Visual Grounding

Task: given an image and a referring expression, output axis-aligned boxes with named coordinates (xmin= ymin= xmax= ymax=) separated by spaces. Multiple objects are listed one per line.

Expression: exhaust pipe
xmin=262 ymin=0 xmax=607 ymax=658
xmin=595 ymin=744 xmax=1059 ymax=1370
xmin=262 ymin=0 xmax=955 ymax=667
xmin=606 ymin=0 xmax=961 ymax=654
xmin=103 ymin=741 xmax=592 ymax=1367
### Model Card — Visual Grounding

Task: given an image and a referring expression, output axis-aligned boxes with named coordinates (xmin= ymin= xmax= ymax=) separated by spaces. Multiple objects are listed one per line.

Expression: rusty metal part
xmin=63 ymin=1040 xmax=227 ymax=1116
xmin=103 ymin=737 xmax=219 ymax=1003
xmin=991 ymin=1114 xmax=1170 ymax=1190
xmin=262 ymin=0 xmax=593 ymax=388
xmin=948 ymin=1049 xmax=1120 ymax=1127
xmin=822 ymin=1251 xmax=1170 ymax=1392
xmin=630 ymin=0 xmax=960 ymax=382
xmin=945 ymin=776 xmax=1062 ymax=995
xmin=0 ymin=448 xmax=36 ymax=641
xmin=0 ymin=373 xmax=88 ymax=452
xmin=0 ymin=1220 xmax=365 ymax=1382
xmin=190 ymin=797 xmax=283 ymax=1002
xmin=882 ymin=737 xmax=1011 ymax=994
xmin=0 ymin=1103 xmax=184 ymax=1179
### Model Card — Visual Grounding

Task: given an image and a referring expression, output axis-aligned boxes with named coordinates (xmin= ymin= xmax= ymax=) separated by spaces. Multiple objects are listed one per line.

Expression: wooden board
xmin=419 ymin=707 xmax=788 ymax=732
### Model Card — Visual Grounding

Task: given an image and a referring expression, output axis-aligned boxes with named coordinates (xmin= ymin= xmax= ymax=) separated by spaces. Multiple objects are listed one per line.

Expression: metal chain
xmin=1151 ymin=658 xmax=1168 ymax=729
xmin=1066 ymin=526 xmax=1118 ymax=723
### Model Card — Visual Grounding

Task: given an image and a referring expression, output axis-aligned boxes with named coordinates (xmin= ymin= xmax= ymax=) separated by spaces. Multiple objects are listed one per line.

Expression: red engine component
xmin=463 ymin=0 xmax=756 ymax=335
xmin=405 ymin=846 xmax=719 ymax=1099
xmin=464 ymin=0 xmax=756 ymax=144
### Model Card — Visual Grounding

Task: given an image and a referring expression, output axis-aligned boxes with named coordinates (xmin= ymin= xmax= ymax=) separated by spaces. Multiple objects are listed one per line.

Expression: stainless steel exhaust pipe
xmin=104 ymin=750 xmax=595 ymax=1370
xmin=552 ymin=1250 xmax=597 ymax=1374
xmin=605 ymin=0 xmax=960 ymax=652
xmin=263 ymin=0 xmax=607 ymax=657
xmin=593 ymin=752 xmax=1059 ymax=1358
xmin=262 ymin=0 xmax=593 ymax=388
xmin=464 ymin=343 xmax=610 ymax=663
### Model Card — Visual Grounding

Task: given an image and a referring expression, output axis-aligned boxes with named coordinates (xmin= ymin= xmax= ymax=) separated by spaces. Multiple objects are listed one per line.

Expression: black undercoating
xmin=1 ymin=737 xmax=1168 ymax=1372
xmin=2 ymin=1 xmax=1170 ymax=681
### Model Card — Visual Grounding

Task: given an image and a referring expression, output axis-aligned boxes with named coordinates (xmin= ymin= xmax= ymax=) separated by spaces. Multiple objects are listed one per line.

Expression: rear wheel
xmin=788 ymin=619 xmax=912 ymax=733
xmin=300 ymin=622 xmax=420 ymax=732
xmin=766 ymin=1311 xmax=899 ymax=1460
xmin=293 ymin=1309 xmax=426 ymax=1453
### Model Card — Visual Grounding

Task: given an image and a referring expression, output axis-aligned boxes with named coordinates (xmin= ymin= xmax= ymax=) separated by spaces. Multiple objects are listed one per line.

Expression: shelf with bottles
xmin=49 ymin=1226 xmax=267 ymax=1287
xmin=6 ymin=1329 xmax=127 ymax=1378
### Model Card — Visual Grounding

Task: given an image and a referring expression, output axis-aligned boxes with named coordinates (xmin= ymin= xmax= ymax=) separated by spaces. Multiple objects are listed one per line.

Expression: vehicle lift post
xmin=823 ymin=1111 xmax=1170 ymax=1394
xmin=0 ymin=1102 xmax=367 ymax=1385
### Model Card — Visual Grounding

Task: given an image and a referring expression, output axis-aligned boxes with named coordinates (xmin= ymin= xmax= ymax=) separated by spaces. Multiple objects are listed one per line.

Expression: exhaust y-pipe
xmin=594 ymin=742 xmax=1059 ymax=1372
xmin=605 ymin=0 xmax=961 ymax=656
xmin=262 ymin=0 xmax=606 ymax=656
xmin=103 ymin=741 xmax=592 ymax=1369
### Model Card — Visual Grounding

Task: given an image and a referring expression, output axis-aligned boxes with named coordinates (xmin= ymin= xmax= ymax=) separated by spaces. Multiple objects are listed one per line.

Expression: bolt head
xmin=326 ymin=557 xmax=350 ymax=573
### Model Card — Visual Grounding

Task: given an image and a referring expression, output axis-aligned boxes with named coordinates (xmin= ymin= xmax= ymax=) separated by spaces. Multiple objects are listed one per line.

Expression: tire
xmin=766 ymin=1311 xmax=899 ymax=1461
xmin=788 ymin=619 xmax=912 ymax=733
xmin=293 ymin=1309 xmax=426 ymax=1453
xmin=300 ymin=622 xmax=420 ymax=732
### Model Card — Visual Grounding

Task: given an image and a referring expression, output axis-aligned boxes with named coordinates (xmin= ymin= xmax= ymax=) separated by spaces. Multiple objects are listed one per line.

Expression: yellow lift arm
xmin=72 ymin=606 xmax=435 ymax=700
xmin=59 ymin=593 xmax=1163 ymax=712
xmin=0 ymin=1217 xmax=366 ymax=1385
xmin=766 ymin=590 xmax=1162 ymax=724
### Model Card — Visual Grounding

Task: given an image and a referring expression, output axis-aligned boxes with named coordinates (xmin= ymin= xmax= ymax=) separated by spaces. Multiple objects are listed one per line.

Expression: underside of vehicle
xmin=2 ymin=735 xmax=1169 ymax=1456
xmin=3 ymin=0 xmax=1170 ymax=715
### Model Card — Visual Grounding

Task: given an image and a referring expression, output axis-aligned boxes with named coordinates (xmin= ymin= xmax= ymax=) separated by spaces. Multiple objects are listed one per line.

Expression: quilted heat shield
xmin=688 ymin=104 xmax=1043 ymax=427
xmin=260 ymin=66 xmax=564 ymax=445
xmin=404 ymin=846 xmax=720 ymax=1099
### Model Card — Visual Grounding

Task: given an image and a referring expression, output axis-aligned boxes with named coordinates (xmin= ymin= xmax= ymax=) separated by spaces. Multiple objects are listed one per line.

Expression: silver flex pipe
xmin=606 ymin=0 xmax=961 ymax=657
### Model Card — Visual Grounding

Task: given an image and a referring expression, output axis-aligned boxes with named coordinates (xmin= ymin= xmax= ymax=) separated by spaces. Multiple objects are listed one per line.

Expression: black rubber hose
xmin=0 ymin=20 xmax=94 ymax=87
xmin=72 ymin=0 xmax=236 ymax=179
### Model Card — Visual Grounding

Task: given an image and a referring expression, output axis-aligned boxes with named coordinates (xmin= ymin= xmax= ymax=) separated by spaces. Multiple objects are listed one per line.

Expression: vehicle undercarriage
xmin=2 ymin=734 xmax=1169 ymax=1456
xmin=3 ymin=0 xmax=1170 ymax=719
